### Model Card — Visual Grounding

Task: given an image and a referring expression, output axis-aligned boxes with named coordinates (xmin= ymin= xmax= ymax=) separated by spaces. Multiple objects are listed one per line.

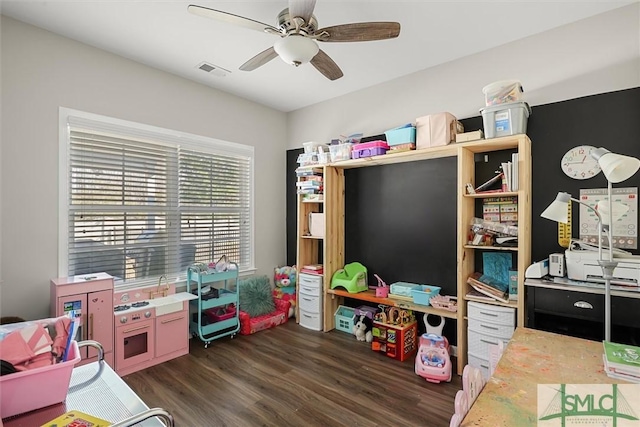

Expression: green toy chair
xmin=331 ymin=262 xmax=368 ymax=293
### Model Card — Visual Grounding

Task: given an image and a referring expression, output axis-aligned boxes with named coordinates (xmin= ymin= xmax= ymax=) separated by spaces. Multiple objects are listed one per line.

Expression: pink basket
xmin=0 ymin=340 xmax=81 ymax=418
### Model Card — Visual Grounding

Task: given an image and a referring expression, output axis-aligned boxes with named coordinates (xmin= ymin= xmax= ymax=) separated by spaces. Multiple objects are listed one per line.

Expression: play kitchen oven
xmin=114 ymin=301 xmax=155 ymax=375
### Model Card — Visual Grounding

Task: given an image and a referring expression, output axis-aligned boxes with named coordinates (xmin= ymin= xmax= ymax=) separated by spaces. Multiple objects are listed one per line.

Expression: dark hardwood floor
xmin=123 ymin=321 xmax=462 ymax=427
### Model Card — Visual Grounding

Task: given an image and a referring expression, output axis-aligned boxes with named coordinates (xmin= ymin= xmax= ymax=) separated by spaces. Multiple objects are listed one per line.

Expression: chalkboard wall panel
xmin=343 ymin=157 xmax=458 ymax=293
xmin=286 ymin=149 xmax=303 ymax=266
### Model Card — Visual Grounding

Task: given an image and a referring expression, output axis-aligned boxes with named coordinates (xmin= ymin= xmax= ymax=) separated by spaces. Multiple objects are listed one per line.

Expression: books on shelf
xmin=602 ymin=341 xmax=640 ymax=382
xmin=301 ymin=264 xmax=323 ymax=275
xmin=467 ymin=272 xmax=510 ymax=303
xmin=472 ymin=172 xmax=504 ymax=194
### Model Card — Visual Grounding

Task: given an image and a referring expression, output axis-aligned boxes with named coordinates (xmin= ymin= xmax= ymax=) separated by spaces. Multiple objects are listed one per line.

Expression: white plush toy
xmin=353 ymin=314 xmax=373 ymax=343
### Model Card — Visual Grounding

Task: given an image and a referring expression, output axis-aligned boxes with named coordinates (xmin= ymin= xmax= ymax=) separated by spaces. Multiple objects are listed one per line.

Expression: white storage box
xmin=308 ymin=212 xmax=325 ymax=237
xmin=480 ymin=101 xmax=531 ymax=139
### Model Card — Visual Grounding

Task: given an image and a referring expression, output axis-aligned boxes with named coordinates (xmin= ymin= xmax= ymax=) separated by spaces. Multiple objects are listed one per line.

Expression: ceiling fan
xmin=188 ymin=0 xmax=400 ymax=80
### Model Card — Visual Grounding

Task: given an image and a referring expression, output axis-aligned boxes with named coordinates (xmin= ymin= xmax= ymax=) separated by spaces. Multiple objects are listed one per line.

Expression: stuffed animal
xmin=274 ymin=265 xmax=296 ymax=288
xmin=353 ymin=314 xmax=373 ymax=343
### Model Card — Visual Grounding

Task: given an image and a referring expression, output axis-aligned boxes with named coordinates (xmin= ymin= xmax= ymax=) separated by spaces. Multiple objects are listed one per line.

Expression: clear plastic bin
xmin=329 ymin=143 xmax=352 ymax=162
xmin=482 ymin=80 xmax=524 ymax=106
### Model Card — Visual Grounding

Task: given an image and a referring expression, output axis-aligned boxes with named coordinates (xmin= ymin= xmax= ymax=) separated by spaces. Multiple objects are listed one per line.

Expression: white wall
xmin=0 ymin=16 xmax=288 ymax=320
xmin=287 ymin=3 xmax=640 ymax=148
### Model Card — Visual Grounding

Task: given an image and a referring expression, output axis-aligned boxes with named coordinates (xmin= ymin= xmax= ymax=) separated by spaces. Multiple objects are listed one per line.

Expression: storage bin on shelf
xmin=389 ymin=282 xmax=421 ymax=298
xmin=482 ymin=80 xmax=524 ymax=106
xmin=480 ymin=101 xmax=531 ymax=139
xmin=334 ymin=305 xmax=355 ymax=334
xmin=411 ymin=285 xmax=442 ymax=306
xmin=385 ymin=124 xmax=416 ymax=146
xmin=416 ymin=112 xmax=462 ymax=149
xmin=0 ymin=340 xmax=81 ymax=419
xmin=329 ymin=143 xmax=353 ymax=162
xmin=351 ymin=141 xmax=390 ymax=159
xmin=355 ymin=305 xmax=379 ymax=320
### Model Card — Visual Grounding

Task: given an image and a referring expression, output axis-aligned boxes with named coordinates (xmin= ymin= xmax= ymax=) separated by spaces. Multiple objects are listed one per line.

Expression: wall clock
xmin=561 ymin=145 xmax=602 ymax=179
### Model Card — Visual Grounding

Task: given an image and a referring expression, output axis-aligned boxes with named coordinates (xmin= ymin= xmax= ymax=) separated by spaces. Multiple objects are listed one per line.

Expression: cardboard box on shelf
xmin=455 ymin=130 xmax=484 ymax=143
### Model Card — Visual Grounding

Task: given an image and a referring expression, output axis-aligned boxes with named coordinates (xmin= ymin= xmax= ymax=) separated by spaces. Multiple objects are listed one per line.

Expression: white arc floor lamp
xmin=541 ymin=147 xmax=640 ymax=342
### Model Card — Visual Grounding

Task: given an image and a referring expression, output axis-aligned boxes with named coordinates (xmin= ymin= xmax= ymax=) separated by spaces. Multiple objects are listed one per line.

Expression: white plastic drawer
xmin=467 ymin=329 xmax=510 ymax=361
xmin=468 ymin=318 xmax=515 ymax=340
xmin=298 ymin=293 xmax=322 ymax=314
xmin=299 ymin=311 xmax=322 ymax=331
xmin=299 ymin=273 xmax=323 ymax=289
xmin=299 ymin=283 xmax=321 ymax=297
xmin=467 ymin=352 xmax=491 ymax=381
xmin=467 ymin=301 xmax=515 ymax=327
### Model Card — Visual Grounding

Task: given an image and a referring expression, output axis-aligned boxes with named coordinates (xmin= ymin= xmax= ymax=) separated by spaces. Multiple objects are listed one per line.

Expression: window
xmin=59 ymin=109 xmax=254 ymax=287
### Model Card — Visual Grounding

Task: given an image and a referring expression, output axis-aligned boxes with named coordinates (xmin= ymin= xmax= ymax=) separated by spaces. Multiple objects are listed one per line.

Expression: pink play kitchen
xmin=50 ymin=272 xmax=196 ymax=376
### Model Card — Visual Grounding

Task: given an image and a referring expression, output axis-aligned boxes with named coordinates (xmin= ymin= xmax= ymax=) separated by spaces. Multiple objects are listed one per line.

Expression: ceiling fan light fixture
xmin=274 ymin=35 xmax=319 ymax=67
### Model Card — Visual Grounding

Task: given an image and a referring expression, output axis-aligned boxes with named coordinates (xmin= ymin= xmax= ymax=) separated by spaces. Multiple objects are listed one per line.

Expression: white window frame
xmin=58 ymin=107 xmax=255 ymax=287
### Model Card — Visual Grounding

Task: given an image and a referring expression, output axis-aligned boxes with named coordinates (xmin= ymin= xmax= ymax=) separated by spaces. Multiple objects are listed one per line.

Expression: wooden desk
xmin=461 ymin=327 xmax=627 ymax=426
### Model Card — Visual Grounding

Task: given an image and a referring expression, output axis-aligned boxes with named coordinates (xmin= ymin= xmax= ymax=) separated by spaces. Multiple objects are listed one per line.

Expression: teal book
xmin=508 ymin=269 xmax=518 ymax=301
xmin=482 ymin=252 xmax=513 ymax=289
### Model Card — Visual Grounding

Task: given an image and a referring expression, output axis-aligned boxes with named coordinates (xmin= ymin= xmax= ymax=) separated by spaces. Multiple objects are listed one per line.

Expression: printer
xmin=565 ymin=240 xmax=640 ymax=286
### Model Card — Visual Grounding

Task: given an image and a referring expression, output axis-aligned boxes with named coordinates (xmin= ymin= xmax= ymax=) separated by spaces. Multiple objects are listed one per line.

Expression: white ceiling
xmin=1 ymin=1 xmax=634 ymax=112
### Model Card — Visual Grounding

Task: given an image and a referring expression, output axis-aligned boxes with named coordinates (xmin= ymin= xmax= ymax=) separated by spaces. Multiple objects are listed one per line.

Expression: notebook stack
xmin=602 ymin=341 xmax=640 ymax=383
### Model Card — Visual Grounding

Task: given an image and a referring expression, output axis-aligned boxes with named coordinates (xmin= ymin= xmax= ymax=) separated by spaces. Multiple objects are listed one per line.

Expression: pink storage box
xmin=0 ymin=340 xmax=81 ymax=418
xmin=352 ymin=141 xmax=389 ymax=159
xmin=416 ymin=112 xmax=462 ymax=149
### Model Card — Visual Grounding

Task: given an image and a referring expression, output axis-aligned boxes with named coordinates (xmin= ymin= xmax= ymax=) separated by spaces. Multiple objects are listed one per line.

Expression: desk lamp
xmin=541 ymin=148 xmax=640 ymax=342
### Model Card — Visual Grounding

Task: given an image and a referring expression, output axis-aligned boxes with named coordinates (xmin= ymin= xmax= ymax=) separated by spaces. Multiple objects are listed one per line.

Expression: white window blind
xmin=60 ymin=110 xmax=254 ymax=286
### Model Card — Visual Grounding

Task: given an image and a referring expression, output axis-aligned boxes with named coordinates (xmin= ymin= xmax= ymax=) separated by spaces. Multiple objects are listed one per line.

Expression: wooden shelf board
xmin=327 ymin=135 xmax=528 ymax=170
xmin=465 ymin=191 xmax=518 ymax=198
xmin=301 ymin=235 xmax=323 ymax=240
xmin=301 ymin=199 xmax=324 ymax=203
xmin=463 ymin=295 xmax=519 ymax=309
xmin=464 ymin=245 xmax=518 ymax=251
xmin=327 ymin=289 xmax=458 ymax=320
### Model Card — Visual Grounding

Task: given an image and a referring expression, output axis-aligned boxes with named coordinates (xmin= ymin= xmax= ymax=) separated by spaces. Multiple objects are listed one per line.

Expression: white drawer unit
xmin=298 ymin=273 xmax=323 ymax=331
xmin=299 ymin=292 xmax=322 ymax=314
xmin=467 ymin=301 xmax=515 ymax=379
xmin=299 ymin=273 xmax=323 ymax=289
xmin=468 ymin=302 xmax=515 ymax=327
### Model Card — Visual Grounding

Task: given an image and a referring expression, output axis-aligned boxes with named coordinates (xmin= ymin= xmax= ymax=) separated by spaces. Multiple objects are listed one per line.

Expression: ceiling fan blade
xmin=316 ymin=22 xmax=401 ymax=42
xmin=188 ymin=4 xmax=280 ymax=34
xmin=310 ymin=49 xmax=343 ymax=81
xmin=288 ymin=0 xmax=317 ymax=24
xmin=239 ymin=46 xmax=279 ymax=71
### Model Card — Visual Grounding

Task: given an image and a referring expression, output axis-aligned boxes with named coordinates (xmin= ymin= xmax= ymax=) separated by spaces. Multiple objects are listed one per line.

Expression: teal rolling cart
xmin=187 ymin=264 xmax=240 ymax=348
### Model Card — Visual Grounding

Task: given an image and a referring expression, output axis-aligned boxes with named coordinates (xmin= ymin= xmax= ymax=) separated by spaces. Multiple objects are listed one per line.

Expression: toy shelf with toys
xmin=327 ymin=288 xmax=458 ymax=320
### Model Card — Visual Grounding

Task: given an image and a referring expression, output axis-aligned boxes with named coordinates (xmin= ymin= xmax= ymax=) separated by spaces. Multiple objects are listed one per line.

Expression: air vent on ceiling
xmin=196 ymin=62 xmax=230 ymax=77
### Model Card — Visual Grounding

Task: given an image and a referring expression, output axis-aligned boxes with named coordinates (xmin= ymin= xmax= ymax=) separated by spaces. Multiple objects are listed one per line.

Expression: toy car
xmin=415 ymin=333 xmax=452 ymax=383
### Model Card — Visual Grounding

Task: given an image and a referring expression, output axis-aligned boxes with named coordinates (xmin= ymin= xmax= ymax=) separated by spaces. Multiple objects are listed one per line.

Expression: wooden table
xmin=461 ymin=327 xmax=629 ymax=426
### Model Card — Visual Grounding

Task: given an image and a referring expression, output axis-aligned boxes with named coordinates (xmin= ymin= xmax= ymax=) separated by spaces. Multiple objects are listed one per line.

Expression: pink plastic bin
xmin=352 ymin=141 xmax=389 ymax=159
xmin=0 ymin=340 xmax=81 ymax=418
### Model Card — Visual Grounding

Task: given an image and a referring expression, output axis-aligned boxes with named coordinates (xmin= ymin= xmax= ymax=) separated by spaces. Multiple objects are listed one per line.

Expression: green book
xmin=603 ymin=341 xmax=640 ymax=375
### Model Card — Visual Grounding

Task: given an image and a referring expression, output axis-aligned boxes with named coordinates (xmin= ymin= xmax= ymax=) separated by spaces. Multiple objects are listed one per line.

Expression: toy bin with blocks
xmin=371 ymin=307 xmax=417 ymax=362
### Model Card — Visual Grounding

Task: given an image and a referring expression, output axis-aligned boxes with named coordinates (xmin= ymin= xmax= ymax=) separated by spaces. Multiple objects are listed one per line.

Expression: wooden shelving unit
xmin=296 ymin=134 xmax=532 ymax=374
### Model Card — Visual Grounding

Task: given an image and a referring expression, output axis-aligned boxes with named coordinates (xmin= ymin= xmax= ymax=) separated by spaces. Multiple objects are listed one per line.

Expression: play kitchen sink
xmin=152 ymin=294 xmax=195 ymax=316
